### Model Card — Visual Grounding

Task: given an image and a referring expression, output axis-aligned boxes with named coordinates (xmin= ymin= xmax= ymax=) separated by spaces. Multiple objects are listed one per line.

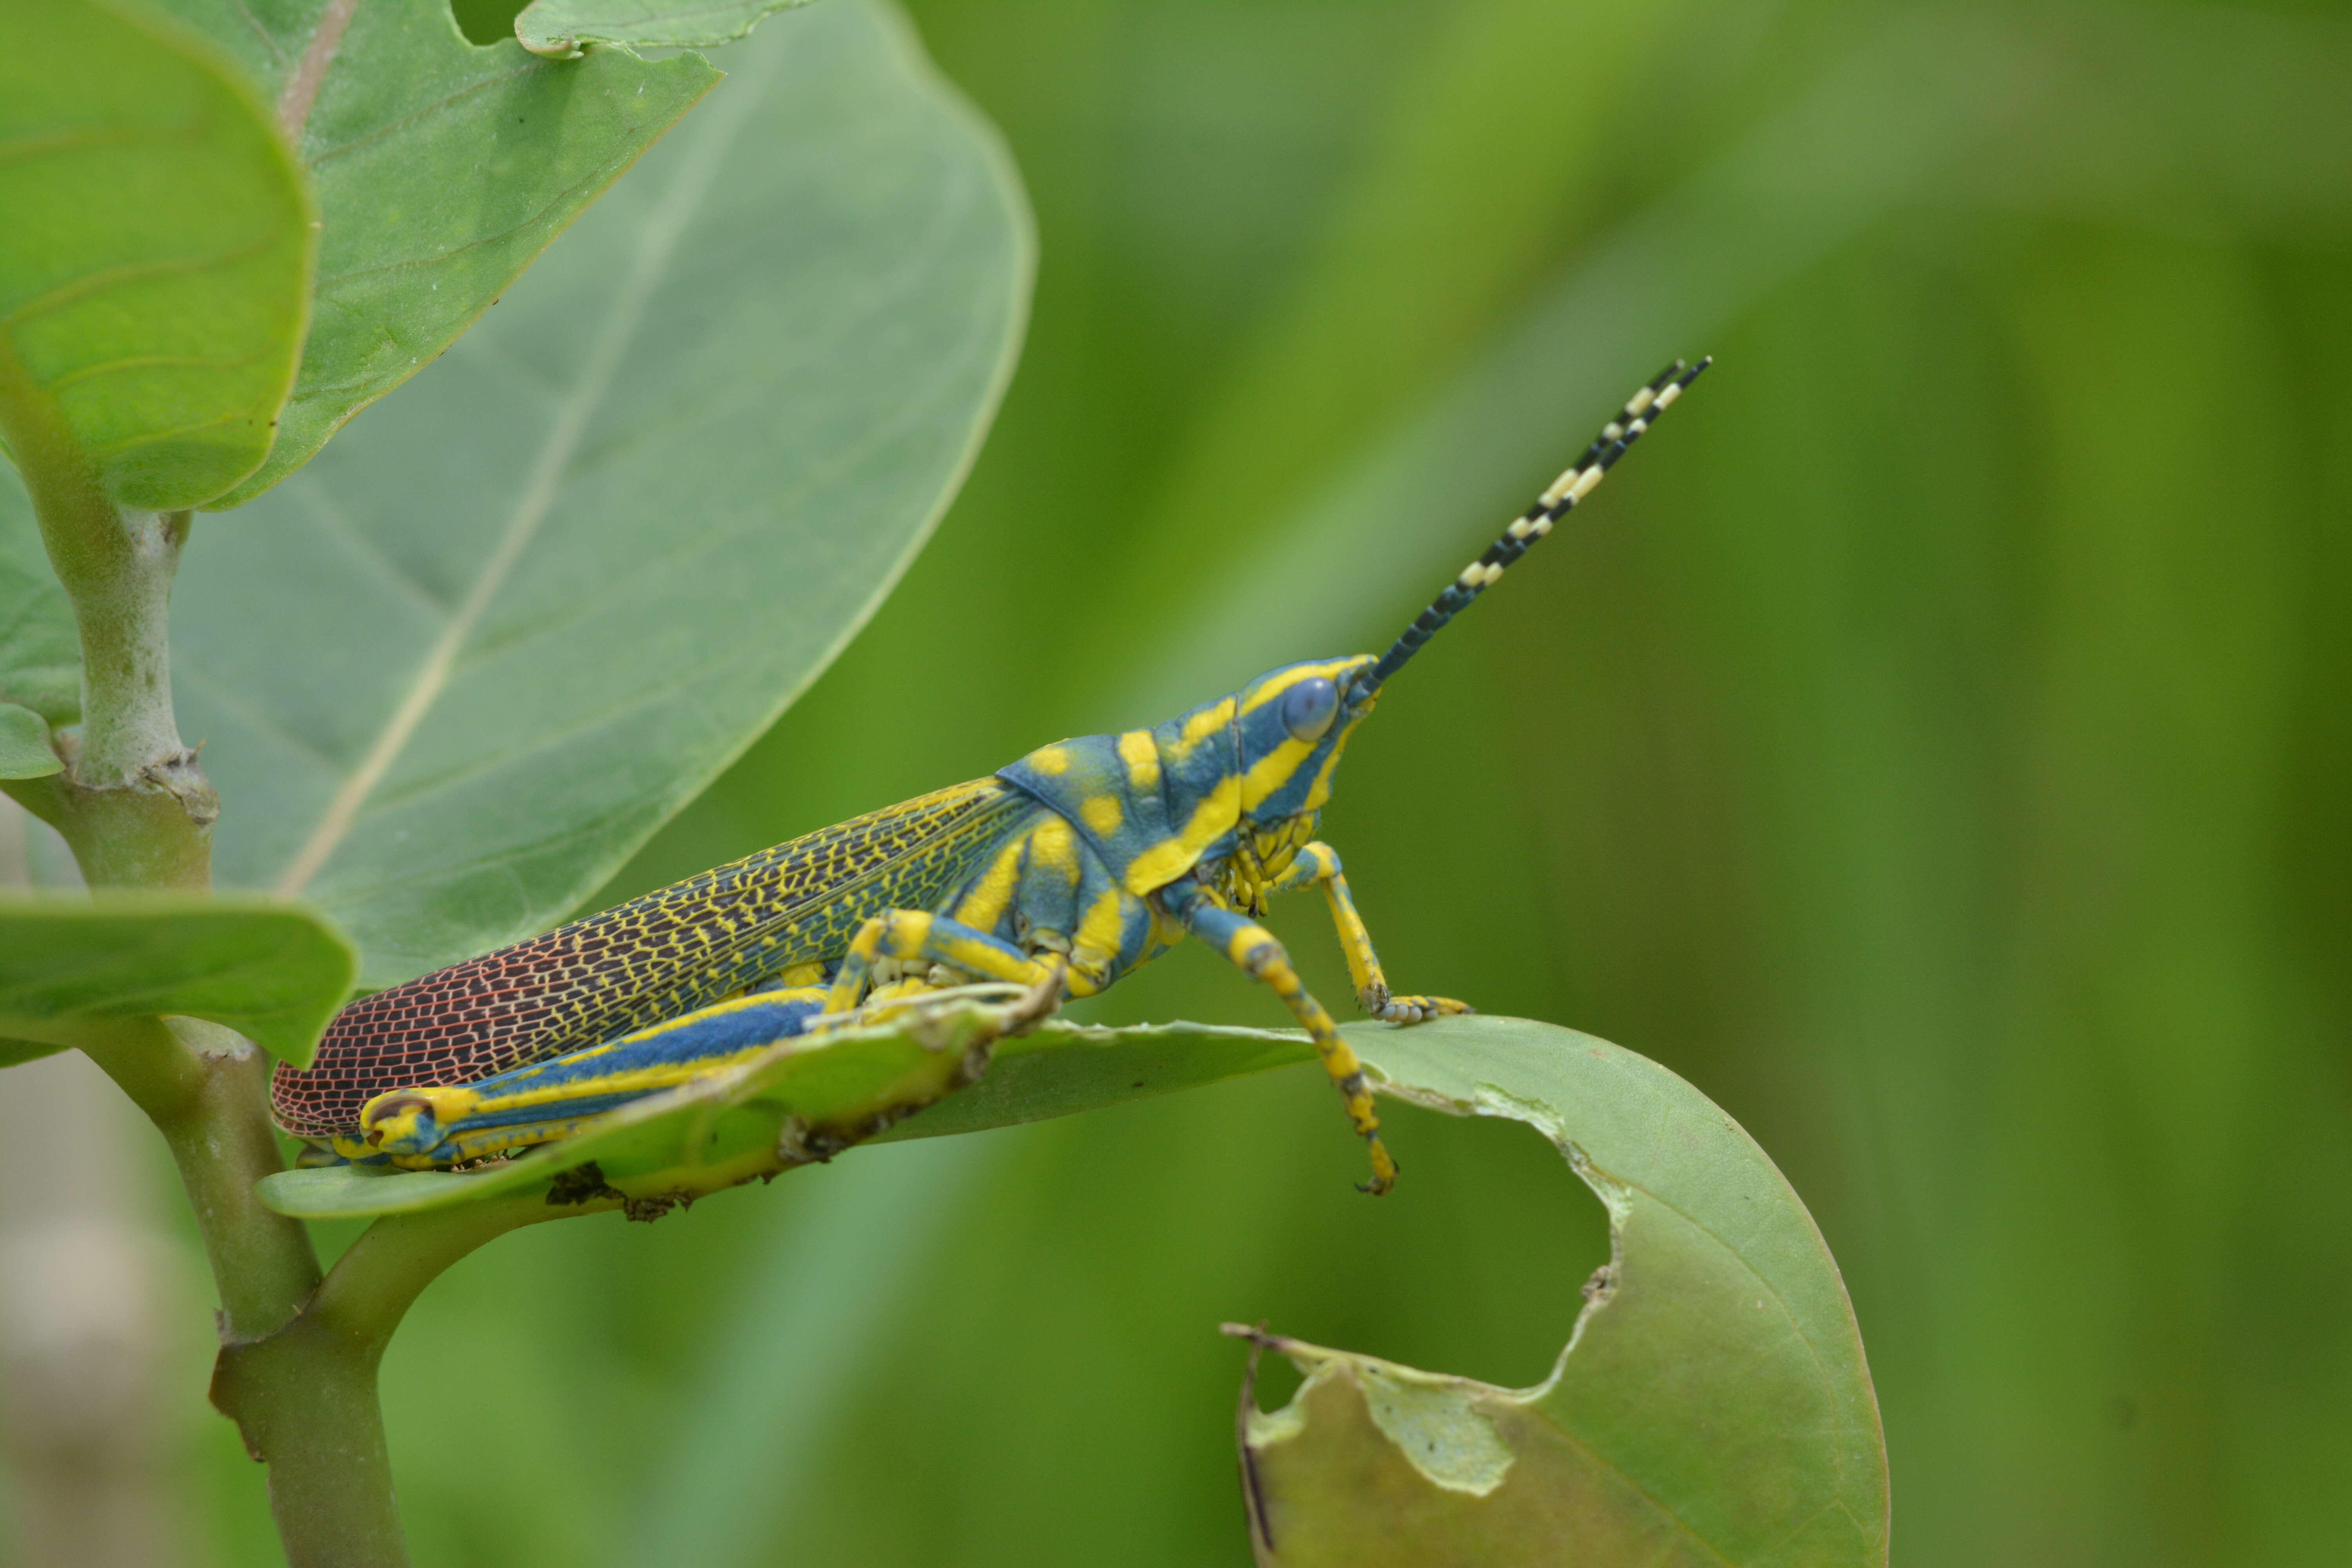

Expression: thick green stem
xmin=209 ymin=1196 xmax=553 ymax=1568
xmin=1 ymin=339 xmax=419 ymax=1558
xmin=75 ymin=1015 xmax=466 ymax=1568
xmin=77 ymin=1021 xmax=323 ymax=1337
xmin=0 ymin=333 xmax=216 ymax=888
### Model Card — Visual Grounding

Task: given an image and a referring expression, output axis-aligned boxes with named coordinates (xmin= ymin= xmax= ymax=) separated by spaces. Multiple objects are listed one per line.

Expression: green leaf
xmin=0 ymin=703 xmax=60 ymax=779
xmin=515 ymin=0 xmax=811 ymax=57
xmin=0 ymin=0 xmax=314 ymax=511
xmin=0 ymin=1037 xmax=69 ymax=1069
xmin=174 ymin=0 xmax=1031 ymax=987
xmin=1234 ymin=1018 xmax=1888 ymax=1568
xmin=158 ymin=0 xmax=721 ymax=507
xmin=0 ymin=893 xmax=357 ymax=1066
xmin=0 ymin=463 xmax=78 ymax=720
xmin=256 ymin=1007 xmax=1884 ymax=1565
xmin=256 ymin=1009 xmax=1312 ymax=1219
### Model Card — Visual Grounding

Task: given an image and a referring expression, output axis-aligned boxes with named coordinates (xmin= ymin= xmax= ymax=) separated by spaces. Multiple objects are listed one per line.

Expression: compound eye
xmin=1280 ymin=677 xmax=1340 ymax=742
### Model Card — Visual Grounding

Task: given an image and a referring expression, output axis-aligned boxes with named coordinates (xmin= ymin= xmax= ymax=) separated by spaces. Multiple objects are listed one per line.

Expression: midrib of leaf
xmin=273 ymin=0 xmax=359 ymax=141
xmin=270 ymin=55 xmax=770 ymax=899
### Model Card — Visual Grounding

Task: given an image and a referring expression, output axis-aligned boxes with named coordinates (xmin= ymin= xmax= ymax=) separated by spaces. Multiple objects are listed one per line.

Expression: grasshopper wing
xmin=272 ymin=779 xmax=1032 ymax=1139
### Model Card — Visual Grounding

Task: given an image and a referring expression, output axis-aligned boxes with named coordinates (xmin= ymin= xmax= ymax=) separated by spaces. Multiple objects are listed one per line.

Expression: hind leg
xmin=355 ymin=988 xmax=829 ymax=1167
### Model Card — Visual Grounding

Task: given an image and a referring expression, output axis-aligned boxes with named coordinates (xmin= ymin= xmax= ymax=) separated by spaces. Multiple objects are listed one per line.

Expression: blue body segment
xmin=989 ymin=658 xmax=1376 ymax=986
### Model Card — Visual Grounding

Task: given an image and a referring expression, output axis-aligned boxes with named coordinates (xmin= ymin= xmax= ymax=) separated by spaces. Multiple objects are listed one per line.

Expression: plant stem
xmin=0 ymin=354 xmax=434 ymax=1561
xmin=74 ymin=1016 xmax=482 ymax=1568
xmin=78 ymin=1021 xmax=324 ymax=1336
xmin=209 ymin=1196 xmax=555 ymax=1568
xmin=0 ymin=332 xmax=216 ymax=888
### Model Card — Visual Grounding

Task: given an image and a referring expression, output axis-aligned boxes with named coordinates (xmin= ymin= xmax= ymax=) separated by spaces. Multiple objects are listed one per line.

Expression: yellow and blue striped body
xmin=278 ymin=360 xmax=1710 ymax=1190
xmin=323 ymin=655 xmax=1419 ymax=1178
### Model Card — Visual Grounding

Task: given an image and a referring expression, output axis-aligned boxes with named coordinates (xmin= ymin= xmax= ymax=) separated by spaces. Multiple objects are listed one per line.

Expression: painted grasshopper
xmin=273 ymin=359 xmax=1710 ymax=1192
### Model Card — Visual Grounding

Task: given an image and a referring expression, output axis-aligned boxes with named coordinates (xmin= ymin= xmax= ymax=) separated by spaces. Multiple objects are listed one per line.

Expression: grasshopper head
xmin=1230 ymin=655 xmax=1380 ymax=829
xmin=358 ymin=1087 xmax=451 ymax=1162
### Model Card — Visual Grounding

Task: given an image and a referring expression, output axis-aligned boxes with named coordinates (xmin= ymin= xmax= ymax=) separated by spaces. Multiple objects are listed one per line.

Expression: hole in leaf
xmin=449 ymin=0 xmax=529 ymax=45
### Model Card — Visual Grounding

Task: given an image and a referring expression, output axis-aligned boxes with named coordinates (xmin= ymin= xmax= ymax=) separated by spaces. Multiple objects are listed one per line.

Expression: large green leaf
xmin=1234 ymin=1021 xmax=1887 ymax=1568
xmin=0 ymin=893 xmax=355 ymax=1065
xmin=161 ymin=0 xmax=720 ymax=507
xmin=0 ymin=0 xmax=313 ymax=511
xmin=515 ymin=0 xmax=811 ymax=56
xmin=172 ymin=0 xmax=1032 ymax=986
xmin=258 ymin=1009 xmax=1882 ymax=1563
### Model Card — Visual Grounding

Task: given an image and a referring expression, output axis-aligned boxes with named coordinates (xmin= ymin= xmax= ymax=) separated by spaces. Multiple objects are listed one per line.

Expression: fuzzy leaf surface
xmin=0 ymin=0 xmax=312 ymax=510
xmin=172 ymin=0 xmax=1031 ymax=985
xmin=153 ymin=0 xmax=719 ymax=506
xmin=514 ymin=0 xmax=811 ymax=56
xmin=0 ymin=894 xmax=355 ymax=1065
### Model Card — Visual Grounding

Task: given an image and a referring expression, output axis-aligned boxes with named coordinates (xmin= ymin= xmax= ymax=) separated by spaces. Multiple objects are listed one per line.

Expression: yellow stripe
xmin=1173 ymin=697 xmax=1236 ymax=753
xmin=468 ymin=1045 xmax=774 ymax=1114
xmin=953 ymin=831 xmax=1028 ymax=931
xmin=1238 ymin=659 xmax=1354 ymax=716
xmin=1301 ymin=718 xmax=1363 ymax=811
xmin=1239 ymin=736 xmax=1315 ymax=814
xmin=1074 ymin=886 xmax=1125 ymax=963
xmin=1080 ymin=794 xmax=1123 ymax=835
xmin=1123 ymin=773 xmax=1240 ymax=892
xmin=1117 ymin=729 xmax=1160 ymax=790
xmin=1030 ymin=813 xmax=1078 ymax=880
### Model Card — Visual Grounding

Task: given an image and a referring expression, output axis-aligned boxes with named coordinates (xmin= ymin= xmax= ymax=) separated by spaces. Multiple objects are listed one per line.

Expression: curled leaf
xmin=1231 ymin=1018 xmax=1888 ymax=1568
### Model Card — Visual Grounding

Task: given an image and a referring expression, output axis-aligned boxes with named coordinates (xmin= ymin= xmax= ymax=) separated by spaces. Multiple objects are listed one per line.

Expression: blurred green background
xmin=49 ymin=0 xmax=2352 ymax=1562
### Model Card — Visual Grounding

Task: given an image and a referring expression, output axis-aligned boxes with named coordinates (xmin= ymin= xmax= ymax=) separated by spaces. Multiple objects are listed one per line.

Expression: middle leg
xmin=824 ymin=909 xmax=1063 ymax=1019
xmin=1161 ymin=878 xmax=1397 ymax=1195
xmin=1265 ymin=842 xmax=1472 ymax=1024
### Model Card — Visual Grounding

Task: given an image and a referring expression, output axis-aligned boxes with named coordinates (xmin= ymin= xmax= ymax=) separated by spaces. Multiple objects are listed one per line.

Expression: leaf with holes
xmin=151 ymin=0 xmax=719 ymax=508
xmin=250 ymin=1006 xmax=1883 ymax=1564
xmin=172 ymin=0 xmax=1031 ymax=986
xmin=1233 ymin=1018 xmax=1887 ymax=1568
xmin=514 ymin=0 xmax=812 ymax=56
xmin=0 ymin=0 xmax=312 ymax=511
xmin=0 ymin=893 xmax=355 ymax=1065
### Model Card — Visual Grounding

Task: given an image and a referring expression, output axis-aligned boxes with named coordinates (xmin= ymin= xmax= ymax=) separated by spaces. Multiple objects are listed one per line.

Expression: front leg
xmin=1265 ymin=843 xmax=1473 ymax=1024
xmin=1161 ymin=878 xmax=1397 ymax=1195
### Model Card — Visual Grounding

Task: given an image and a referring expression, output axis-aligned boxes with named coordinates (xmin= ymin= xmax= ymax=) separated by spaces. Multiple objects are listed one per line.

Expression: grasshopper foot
xmin=1363 ymin=991 xmax=1473 ymax=1024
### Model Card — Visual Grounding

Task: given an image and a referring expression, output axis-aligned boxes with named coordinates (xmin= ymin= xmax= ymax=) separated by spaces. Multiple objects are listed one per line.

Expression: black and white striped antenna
xmin=1350 ymin=356 xmax=1712 ymax=698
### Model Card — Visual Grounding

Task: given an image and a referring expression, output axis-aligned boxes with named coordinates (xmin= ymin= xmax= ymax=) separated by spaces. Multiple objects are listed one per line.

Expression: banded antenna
xmin=1350 ymin=356 xmax=1712 ymax=698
